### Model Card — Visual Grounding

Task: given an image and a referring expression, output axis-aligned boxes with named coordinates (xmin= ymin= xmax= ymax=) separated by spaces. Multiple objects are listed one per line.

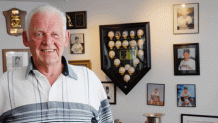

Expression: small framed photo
xmin=177 ymin=84 xmax=196 ymax=107
xmin=102 ymin=82 xmax=116 ymax=104
xmin=181 ymin=114 xmax=218 ymax=123
xmin=2 ymin=49 xmax=31 ymax=72
xmin=66 ymin=11 xmax=87 ymax=29
xmin=173 ymin=3 xmax=199 ymax=34
xmin=68 ymin=60 xmax=91 ymax=69
xmin=70 ymin=33 xmax=85 ymax=54
xmin=147 ymin=83 xmax=165 ymax=106
xmin=174 ymin=43 xmax=200 ymax=75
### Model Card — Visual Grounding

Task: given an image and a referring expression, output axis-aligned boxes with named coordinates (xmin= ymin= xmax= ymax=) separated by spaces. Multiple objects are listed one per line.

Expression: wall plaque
xmin=3 ymin=8 xmax=26 ymax=36
xmin=66 ymin=11 xmax=87 ymax=29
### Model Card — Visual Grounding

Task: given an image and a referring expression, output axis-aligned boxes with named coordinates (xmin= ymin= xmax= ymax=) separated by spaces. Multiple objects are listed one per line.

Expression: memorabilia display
xmin=70 ymin=33 xmax=85 ymax=54
xmin=173 ymin=3 xmax=199 ymax=34
xmin=68 ymin=60 xmax=91 ymax=69
xmin=181 ymin=114 xmax=218 ymax=123
xmin=174 ymin=43 xmax=200 ymax=75
xmin=147 ymin=83 xmax=165 ymax=106
xmin=3 ymin=8 xmax=26 ymax=36
xmin=66 ymin=11 xmax=87 ymax=29
xmin=100 ymin=22 xmax=151 ymax=94
xmin=2 ymin=49 xmax=30 ymax=72
xmin=143 ymin=113 xmax=165 ymax=123
xmin=102 ymin=82 xmax=116 ymax=104
xmin=177 ymin=84 xmax=196 ymax=107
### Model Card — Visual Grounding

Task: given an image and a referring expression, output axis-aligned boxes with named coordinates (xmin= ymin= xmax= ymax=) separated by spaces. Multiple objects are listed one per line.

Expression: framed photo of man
xmin=147 ymin=83 xmax=165 ymax=106
xmin=70 ymin=33 xmax=85 ymax=54
xmin=173 ymin=43 xmax=200 ymax=75
xmin=2 ymin=49 xmax=31 ymax=72
xmin=177 ymin=84 xmax=196 ymax=107
xmin=173 ymin=3 xmax=199 ymax=34
xmin=102 ymin=82 xmax=116 ymax=104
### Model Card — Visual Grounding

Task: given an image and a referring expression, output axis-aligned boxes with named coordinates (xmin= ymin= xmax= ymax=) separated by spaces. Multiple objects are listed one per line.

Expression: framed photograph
xmin=102 ymin=82 xmax=116 ymax=104
xmin=2 ymin=49 xmax=31 ymax=72
xmin=177 ymin=84 xmax=196 ymax=107
xmin=174 ymin=43 xmax=200 ymax=75
xmin=173 ymin=3 xmax=199 ymax=34
xmin=68 ymin=60 xmax=91 ymax=69
xmin=181 ymin=114 xmax=218 ymax=123
xmin=66 ymin=11 xmax=87 ymax=29
xmin=147 ymin=83 xmax=165 ymax=106
xmin=70 ymin=33 xmax=85 ymax=54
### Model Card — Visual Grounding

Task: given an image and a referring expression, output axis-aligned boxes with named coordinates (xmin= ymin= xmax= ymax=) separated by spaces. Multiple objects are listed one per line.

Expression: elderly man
xmin=0 ymin=5 xmax=113 ymax=123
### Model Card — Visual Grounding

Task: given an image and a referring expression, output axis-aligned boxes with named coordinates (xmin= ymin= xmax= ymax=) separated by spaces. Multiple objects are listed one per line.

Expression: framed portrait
xmin=66 ymin=11 xmax=87 ymax=29
xmin=173 ymin=43 xmax=200 ymax=75
xmin=173 ymin=3 xmax=199 ymax=34
xmin=147 ymin=83 xmax=165 ymax=106
xmin=102 ymin=82 xmax=116 ymax=104
xmin=68 ymin=60 xmax=91 ymax=69
xmin=177 ymin=84 xmax=196 ymax=107
xmin=2 ymin=49 xmax=31 ymax=72
xmin=70 ymin=33 xmax=85 ymax=54
xmin=181 ymin=114 xmax=218 ymax=123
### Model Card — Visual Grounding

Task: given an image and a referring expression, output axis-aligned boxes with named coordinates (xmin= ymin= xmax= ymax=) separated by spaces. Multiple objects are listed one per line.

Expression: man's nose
xmin=43 ymin=33 xmax=53 ymax=45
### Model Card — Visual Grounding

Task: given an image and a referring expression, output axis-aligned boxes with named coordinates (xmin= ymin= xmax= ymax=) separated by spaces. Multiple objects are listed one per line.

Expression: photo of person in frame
xmin=178 ymin=48 xmax=196 ymax=71
xmin=12 ymin=56 xmax=23 ymax=68
xmin=177 ymin=84 xmax=196 ymax=107
xmin=103 ymin=84 xmax=115 ymax=104
xmin=70 ymin=33 xmax=84 ymax=54
xmin=147 ymin=84 xmax=164 ymax=106
xmin=177 ymin=7 xmax=194 ymax=30
xmin=71 ymin=36 xmax=83 ymax=53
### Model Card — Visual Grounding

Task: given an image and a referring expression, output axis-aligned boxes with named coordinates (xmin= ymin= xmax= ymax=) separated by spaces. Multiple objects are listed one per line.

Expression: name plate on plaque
xmin=3 ymin=8 xmax=26 ymax=36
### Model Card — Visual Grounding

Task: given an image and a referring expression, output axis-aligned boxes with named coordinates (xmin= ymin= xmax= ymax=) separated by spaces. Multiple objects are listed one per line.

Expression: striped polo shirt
xmin=0 ymin=56 xmax=114 ymax=123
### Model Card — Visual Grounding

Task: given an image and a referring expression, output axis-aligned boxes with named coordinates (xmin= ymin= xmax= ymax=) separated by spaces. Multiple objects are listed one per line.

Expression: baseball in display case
xmin=100 ymin=22 xmax=151 ymax=95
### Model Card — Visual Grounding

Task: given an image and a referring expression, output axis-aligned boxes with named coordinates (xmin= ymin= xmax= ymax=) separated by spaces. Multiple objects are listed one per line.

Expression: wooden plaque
xmin=3 ymin=8 xmax=26 ymax=36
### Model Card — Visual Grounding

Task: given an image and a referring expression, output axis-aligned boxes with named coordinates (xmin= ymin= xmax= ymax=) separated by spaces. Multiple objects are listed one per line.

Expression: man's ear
xmin=64 ymin=30 xmax=70 ymax=47
xmin=22 ymin=31 xmax=29 ymax=47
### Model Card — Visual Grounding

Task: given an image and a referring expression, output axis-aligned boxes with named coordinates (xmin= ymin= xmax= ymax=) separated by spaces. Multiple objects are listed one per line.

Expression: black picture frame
xmin=177 ymin=84 xmax=196 ymax=107
xmin=66 ymin=11 xmax=87 ymax=29
xmin=99 ymin=22 xmax=151 ymax=95
xmin=181 ymin=114 xmax=218 ymax=123
xmin=102 ymin=81 xmax=116 ymax=104
xmin=70 ymin=33 xmax=85 ymax=54
xmin=173 ymin=3 xmax=199 ymax=34
xmin=147 ymin=83 xmax=165 ymax=106
xmin=173 ymin=43 xmax=200 ymax=75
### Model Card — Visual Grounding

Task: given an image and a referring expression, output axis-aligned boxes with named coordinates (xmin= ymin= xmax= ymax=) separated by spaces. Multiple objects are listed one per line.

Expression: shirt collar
xmin=25 ymin=56 xmax=78 ymax=80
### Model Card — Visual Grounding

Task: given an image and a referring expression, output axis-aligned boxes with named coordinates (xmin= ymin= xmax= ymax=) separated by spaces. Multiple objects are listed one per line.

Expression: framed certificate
xmin=2 ymin=49 xmax=31 ymax=72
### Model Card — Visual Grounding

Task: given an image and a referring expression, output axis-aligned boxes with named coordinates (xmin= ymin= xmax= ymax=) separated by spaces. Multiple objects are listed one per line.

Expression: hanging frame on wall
xmin=99 ymin=22 xmax=151 ymax=95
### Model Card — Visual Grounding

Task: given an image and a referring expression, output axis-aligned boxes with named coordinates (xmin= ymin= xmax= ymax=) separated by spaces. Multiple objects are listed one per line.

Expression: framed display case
xmin=100 ymin=22 xmax=151 ymax=95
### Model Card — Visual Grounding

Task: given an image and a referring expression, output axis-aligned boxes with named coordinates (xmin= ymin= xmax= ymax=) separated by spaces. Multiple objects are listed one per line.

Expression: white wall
xmin=1 ymin=0 xmax=218 ymax=122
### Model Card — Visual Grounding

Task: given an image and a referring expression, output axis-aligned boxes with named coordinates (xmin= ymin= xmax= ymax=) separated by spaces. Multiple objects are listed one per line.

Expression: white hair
xmin=26 ymin=5 xmax=66 ymax=41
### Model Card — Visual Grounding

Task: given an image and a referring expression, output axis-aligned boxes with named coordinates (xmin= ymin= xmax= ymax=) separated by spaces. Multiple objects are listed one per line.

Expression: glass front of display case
xmin=100 ymin=22 xmax=151 ymax=94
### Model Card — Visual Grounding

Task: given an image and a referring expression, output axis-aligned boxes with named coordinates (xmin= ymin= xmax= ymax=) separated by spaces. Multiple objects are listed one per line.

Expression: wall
xmin=1 ymin=0 xmax=218 ymax=122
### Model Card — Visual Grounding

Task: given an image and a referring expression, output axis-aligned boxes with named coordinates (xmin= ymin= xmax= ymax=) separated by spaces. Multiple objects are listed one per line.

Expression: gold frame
xmin=68 ymin=60 xmax=91 ymax=69
xmin=2 ymin=49 xmax=31 ymax=72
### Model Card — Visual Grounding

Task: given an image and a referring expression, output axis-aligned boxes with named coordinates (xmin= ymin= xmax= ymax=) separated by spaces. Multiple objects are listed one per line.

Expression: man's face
xmin=75 ymin=38 xmax=79 ymax=43
xmin=15 ymin=58 xmax=20 ymax=64
xmin=183 ymin=52 xmax=190 ymax=59
xmin=184 ymin=89 xmax=188 ymax=94
xmin=26 ymin=12 xmax=69 ymax=66
xmin=155 ymin=89 xmax=158 ymax=93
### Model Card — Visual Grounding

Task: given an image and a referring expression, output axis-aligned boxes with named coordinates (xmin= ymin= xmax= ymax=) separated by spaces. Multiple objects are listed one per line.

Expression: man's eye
xmin=37 ymin=33 xmax=42 ymax=36
xmin=53 ymin=33 xmax=58 ymax=36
